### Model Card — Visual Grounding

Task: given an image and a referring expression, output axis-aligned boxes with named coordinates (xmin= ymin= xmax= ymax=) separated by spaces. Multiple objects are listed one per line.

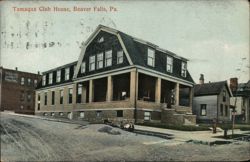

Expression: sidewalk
xmin=135 ymin=125 xmax=249 ymax=142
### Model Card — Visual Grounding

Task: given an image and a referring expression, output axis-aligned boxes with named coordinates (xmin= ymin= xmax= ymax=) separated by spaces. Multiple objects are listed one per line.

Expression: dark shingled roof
xmin=194 ymin=81 xmax=228 ymax=96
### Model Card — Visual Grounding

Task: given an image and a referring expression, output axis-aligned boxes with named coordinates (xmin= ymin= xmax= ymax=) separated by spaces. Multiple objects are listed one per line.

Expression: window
xmin=98 ymin=37 xmax=104 ymax=43
xmin=60 ymin=90 xmax=64 ymax=104
xmin=68 ymin=88 xmax=73 ymax=104
xmin=79 ymin=111 xmax=85 ymax=118
xmin=37 ymin=94 xmax=40 ymax=111
xmin=81 ymin=62 xmax=86 ymax=73
xmin=89 ymin=55 xmax=96 ymax=71
xmin=200 ymin=104 xmax=207 ymax=116
xmin=51 ymin=112 xmax=55 ymax=116
xmin=117 ymin=50 xmax=123 ymax=64
xmin=51 ymin=91 xmax=55 ymax=105
xmin=27 ymin=78 xmax=31 ymax=86
xmin=65 ymin=68 xmax=70 ymax=80
xmin=34 ymin=79 xmax=37 ymax=87
xmin=105 ymin=50 xmax=112 ymax=67
xmin=144 ymin=111 xmax=151 ymax=121
xmin=49 ymin=73 xmax=53 ymax=84
xmin=225 ymin=105 xmax=228 ymax=116
xmin=27 ymin=92 xmax=31 ymax=102
xmin=20 ymin=91 xmax=25 ymax=101
xmin=42 ymin=75 xmax=46 ymax=86
xmin=147 ymin=48 xmax=155 ymax=67
xmin=220 ymin=104 xmax=223 ymax=116
xmin=181 ymin=62 xmax=187 ymax=77
xmin=20 ymin=105 xmax=24 ymax=109
xmin=77 ymin=84 xmax=82 ymax=103
xmin=96 ymin=111 xmax=102 ymax=117
xmin=44 ymin=92 xmax=47 ymax=105
xmin=59 ymin=112 xmax=64 ymax=116
xmin=57 ymin=70 xmax=61 ymax=83
xmin=166 ymin=56 xmax=173 ymax=73
xmin=97 ymin=53 xmax=104 ymax=69
xmin=21 ymin=77 xmax=25 ymax=85
xmin=117 ymin=110 xmax=123 ymax=117
xmin=223 ymin=90 xmax=226 ymax=102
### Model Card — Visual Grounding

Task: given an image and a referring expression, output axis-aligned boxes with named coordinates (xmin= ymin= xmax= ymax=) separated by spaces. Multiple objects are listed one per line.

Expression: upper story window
xmin=117 ymin=50 xmax=123 ymax=64
xmin=27 ymin=78 xmax=31 ymax=86
xmin=34 ymin=79 xmax=37 ymax=87
xmin=21 ymin=77 xmax=25 ymax=85
xmin=81 ymin=62 xmax=86 ymax=73
xmin=89 ymin=55 xmax=96 ymax=71
xmin=42 ymin=75 xmax=46 ymax=86
xmin=56 ymin=70 xmax=61 ymax=83
xmin=49 ymin=73 xmax=53 ymax=84
xmin=181 ymin=62 xmax=187 ymax=77
xmin=105 ymin=50 xmax=112 ymax=67
xmin=65 ymin=67 xmax=70 ymax=80
xmin=97 ymin=37 xmax=104 ymax=43
xmin=166 ymin=56 xmax=173 ymax=73
xmin=97 ymin=53 xmax=104 ymax=69
xmin=223 ymin=90 xmax=226 ymax=102
xmin=147 ymin=48 xmax=155 ymax=67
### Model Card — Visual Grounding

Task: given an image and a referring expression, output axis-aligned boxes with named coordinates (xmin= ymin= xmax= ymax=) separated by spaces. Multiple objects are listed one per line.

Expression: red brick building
xmin=0 ymin=67 xmax=41 ymax=114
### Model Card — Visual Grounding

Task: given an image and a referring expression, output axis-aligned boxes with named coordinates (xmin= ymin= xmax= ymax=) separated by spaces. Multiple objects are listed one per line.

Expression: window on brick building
xmin=27 ymin=78 xmax=31 ymax=86
xmin=34 ymin=79 xmax=38 ymax=87
xmin=117 ymin=110 xmax=123 ymax=117
xmin=144 ymin=111 xmax=151 ymax=121
xmin=96 ymin=111 xmax=102 ymax=117
xmin=20 ymin=91 xmax=25 ymax=101
xmin=21 ymin=77 xmax=25 ymax=85
xmin=27 ymin=92 xmax=31 ymax=102
xmin=79 ymin=111 xmax=85 ymax=118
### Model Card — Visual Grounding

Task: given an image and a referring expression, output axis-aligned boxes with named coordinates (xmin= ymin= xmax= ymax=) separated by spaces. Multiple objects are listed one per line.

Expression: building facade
xmin=0 ymin=67 xmax=41 ymax=114
xmin=35 ymin=25 xmax=196 ymax=125
xmin=193 ymin=76 xmax=233 ymax=123
xmin=230 ymin=78 xmax=250 ymax=123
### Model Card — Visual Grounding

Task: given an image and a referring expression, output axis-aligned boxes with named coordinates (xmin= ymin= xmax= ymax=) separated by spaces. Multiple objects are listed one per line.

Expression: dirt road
xmin=1 ymin=112 xmax=249 ymax=161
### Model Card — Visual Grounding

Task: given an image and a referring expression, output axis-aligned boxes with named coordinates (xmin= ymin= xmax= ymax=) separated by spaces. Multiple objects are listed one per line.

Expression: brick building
xmin=0 ymin=67 xmax=42 ymax=114
xmin=35 ymin=25 xmax=196 ymax=125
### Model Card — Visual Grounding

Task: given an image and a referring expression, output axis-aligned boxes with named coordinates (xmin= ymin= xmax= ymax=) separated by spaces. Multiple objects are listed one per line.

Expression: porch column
xmin=106 ymin=75 xmax=113 ymax=102
xmin=89 ymin=79 xmax=94 ymax=103
xmin=82 ymin=84 xmax=87 ymax=103
xmin=72 ymin=83 xmax=77 ymax=105
xmin=155 ymin=77 xmax=161 ymax=103
xmin=175 ymin=83 xmax=179 ymax=106
xmin=130 ymin=69 xmax=138 ymax=105
xmin=189 ymin=87 xmax=193 ymax=107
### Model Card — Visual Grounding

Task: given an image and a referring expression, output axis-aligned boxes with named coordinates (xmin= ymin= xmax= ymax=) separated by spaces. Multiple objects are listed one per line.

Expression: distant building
xmin=35 ymin=25 xmax=196 ymax=125
xmin=230 ymin=78 xmax=250 ymax=123
xmin=0 ymin=67 xmax=42 ymax=114
xmin=193 ymin=74 xmax=233 ymax=123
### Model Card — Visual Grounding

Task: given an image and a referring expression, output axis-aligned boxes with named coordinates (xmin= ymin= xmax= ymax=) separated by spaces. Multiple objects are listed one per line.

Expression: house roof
xmin=233 ymin=80 xmax=250 ymax=97
xmin=194 ymin=81 xmax=232 ymax=96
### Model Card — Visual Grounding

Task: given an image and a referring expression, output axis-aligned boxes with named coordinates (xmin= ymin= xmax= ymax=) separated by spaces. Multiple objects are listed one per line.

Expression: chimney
xmin=38 ymin=71 xmax=40 ymax=75
xmin=230 ymin=78 xmax=238 ymax=92
xmin=199 ymin=74 xmax=204 ymax=84
xmin=15 ymin=67 xmax=18 ymax=71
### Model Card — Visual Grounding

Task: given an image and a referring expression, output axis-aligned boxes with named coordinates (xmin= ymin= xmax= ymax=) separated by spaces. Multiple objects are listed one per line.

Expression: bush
xmin=137 ymin=123 xmax=210 ymax=131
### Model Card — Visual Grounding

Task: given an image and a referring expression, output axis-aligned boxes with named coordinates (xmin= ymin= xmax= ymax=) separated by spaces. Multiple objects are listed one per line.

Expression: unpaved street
xmin=1 ymin=113 xmax=250 ymax=161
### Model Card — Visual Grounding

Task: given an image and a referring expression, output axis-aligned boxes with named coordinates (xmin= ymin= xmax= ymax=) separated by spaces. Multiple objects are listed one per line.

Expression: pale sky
xmin=0 ymin=0 xmax=249 ymax=83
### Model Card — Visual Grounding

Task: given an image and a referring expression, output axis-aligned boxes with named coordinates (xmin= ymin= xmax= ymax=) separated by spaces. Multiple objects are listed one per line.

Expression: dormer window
xmin=89 ymin=55 xmax=96 ymax=71
xmin=166 ymin=56 xmax=173 ymax=73
xmin=49 ymin=73 xmax=53 ymax=84
xmin=65 ymin=67 xmax=70 ymax=80
xmin=56 ymin=70 xmax=61 ymax=83
xmin=105 ymin=50 xmax=112 ymax=67
xmin=42 ymin=75 xmax=46 ymax=86
xmin=81 ymin=62 xmax=86 ymax=73
xmin=181 ymin=62 xmax=187 ymax=77
xmin=97 ymin=53 xmax=104 ymax=69
xmin=97 ymin=37 xmax=104 ymax=43
xmin=147 ymin=48 xmax=155 ymax=67
xmin=117 ymin=50 xmax=123 ymax=64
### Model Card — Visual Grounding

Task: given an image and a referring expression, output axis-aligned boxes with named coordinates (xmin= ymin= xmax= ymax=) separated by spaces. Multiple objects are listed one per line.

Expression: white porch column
xmin=89 ymin=80 xmax=94 ymax=103
xmin=175 ymin=83 xmax=180 ymax=106
xmin=130 ymin=70 xmax=138 ymax=105
xmin=106 ymin=75 xmax=113 ymax=102
xmin=155 ymin=77 xmax=161 ymax=104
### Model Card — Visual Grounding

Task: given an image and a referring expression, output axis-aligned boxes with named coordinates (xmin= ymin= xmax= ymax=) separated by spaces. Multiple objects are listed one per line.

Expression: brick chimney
xmin=230 ymin=78 xmax=238 ymax=92
xmin=199 ymin=74 xmax=204 ymax=84
xmin=15 ymin=67 xmax=18 ymax=71
xmin=38 ymin=71 xmax=40 ymax=75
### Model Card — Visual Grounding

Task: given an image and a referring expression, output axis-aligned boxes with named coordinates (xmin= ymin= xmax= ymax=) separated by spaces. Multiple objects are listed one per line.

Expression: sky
xmin=0 ymin=0 xmax=249 ymax=83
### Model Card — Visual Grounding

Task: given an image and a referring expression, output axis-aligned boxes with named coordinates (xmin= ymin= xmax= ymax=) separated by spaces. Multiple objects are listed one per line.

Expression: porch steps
xmin=133 ymin=129 xmax=174 ymax=139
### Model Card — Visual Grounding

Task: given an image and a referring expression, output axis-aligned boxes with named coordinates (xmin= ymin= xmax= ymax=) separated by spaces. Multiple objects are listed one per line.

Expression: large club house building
xmin=35 ymin=25 xmax=196 ymax=125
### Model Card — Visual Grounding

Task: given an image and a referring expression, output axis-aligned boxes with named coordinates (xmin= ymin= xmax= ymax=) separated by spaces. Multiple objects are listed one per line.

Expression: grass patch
xmin=137 ymin=122 xmax=210 ymax=131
